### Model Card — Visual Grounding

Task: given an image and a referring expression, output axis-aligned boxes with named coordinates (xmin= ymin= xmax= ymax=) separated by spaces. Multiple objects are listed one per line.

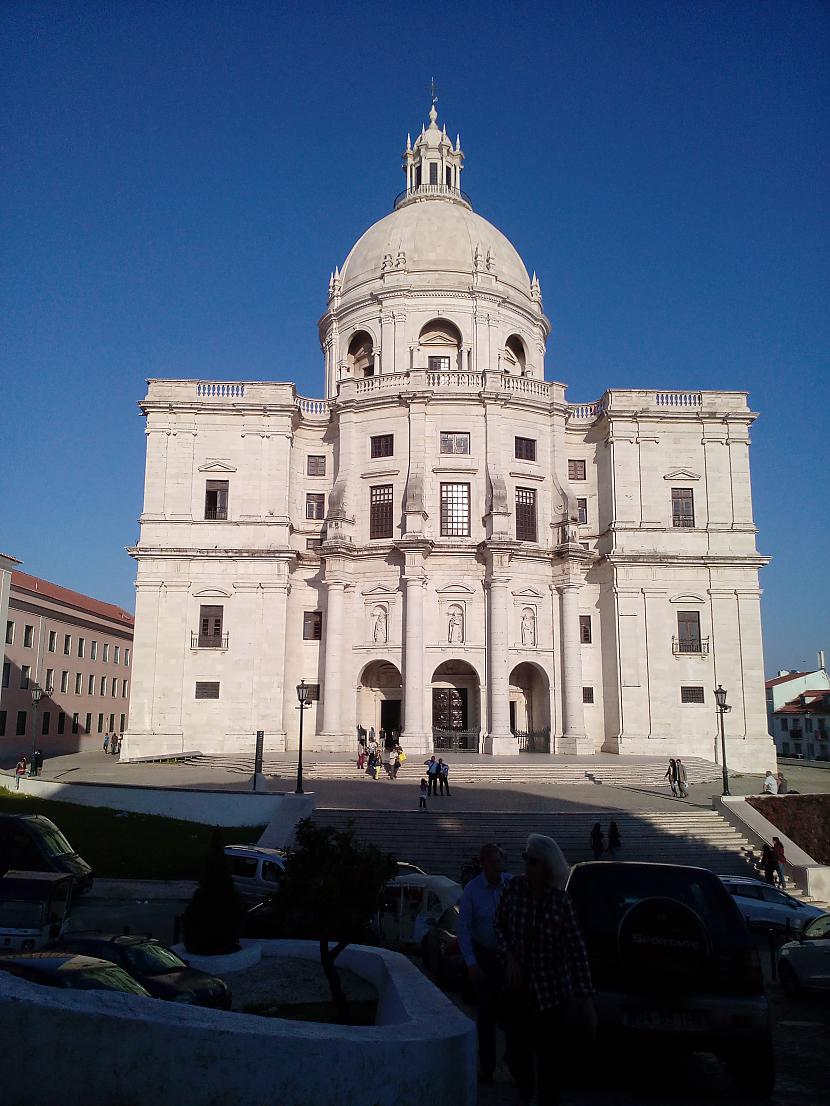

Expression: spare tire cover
xmin=617 ymin=896 xmax=709 ymax=988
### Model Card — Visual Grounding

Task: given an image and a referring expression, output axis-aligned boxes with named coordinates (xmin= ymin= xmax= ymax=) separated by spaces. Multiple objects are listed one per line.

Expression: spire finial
xmin=429 ymin=76 xmax=438 ymax=126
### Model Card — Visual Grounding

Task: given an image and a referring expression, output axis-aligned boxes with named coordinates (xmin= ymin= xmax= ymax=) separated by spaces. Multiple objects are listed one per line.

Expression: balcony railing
xmin=394 ymin=183 xmax=472 ymax=210
xmin=191 ymin=631 xmax=229 ymax=650
xmin=672 ymin=637 xmax=710 ymax=656
xmin=204 ymin=506 xmax=227 ymax=521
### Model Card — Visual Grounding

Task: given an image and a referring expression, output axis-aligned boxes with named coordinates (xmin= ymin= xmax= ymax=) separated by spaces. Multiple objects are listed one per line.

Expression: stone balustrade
xmin=196 ymin=382 xmax=246 ymax=399
xmin=295 ymin=396 xmax=333 ymax=416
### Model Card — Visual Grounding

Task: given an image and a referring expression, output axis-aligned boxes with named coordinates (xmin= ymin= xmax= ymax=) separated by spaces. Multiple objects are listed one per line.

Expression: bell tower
xmin=399 ymin=99 xmax=467 ymax=210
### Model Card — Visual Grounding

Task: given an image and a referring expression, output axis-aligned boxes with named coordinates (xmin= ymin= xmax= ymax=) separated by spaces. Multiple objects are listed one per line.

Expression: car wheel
xmin=778 ymin=961 xmax=800 ymax=997
xmin=725 ymin=1040 xmax=775 ymax=1100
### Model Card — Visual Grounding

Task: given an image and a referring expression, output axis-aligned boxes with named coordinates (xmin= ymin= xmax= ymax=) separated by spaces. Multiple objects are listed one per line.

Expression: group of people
xmin=761 ymin=836 xmax=788 ymax=887
xmin=13 ymin=750 xmax=44 ymax=786
xmin=356 ymin=727 xmax=405 ymax=780
xmin=589 ymin=821 xmax=621 ymax=860
xmin=420 ymin=755 xmax=451 ymax=806
xmin=762 ymin=770 xmax=788 ymax=795
xmin=664 ymin=757 xmax=688 ymax=797
xmin=103 ymin=732 xmax=122 ymax=756
xmin=457 ymin=835 xmax=594 ymax=1104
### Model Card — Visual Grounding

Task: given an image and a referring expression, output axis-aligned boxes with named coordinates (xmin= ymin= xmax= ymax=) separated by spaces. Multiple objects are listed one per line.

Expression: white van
xmin=223 ymin=845 xmax=286 ymax=904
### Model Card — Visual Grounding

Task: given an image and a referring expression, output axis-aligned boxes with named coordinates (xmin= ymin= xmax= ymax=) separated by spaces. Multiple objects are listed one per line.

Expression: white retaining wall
xmin=0 ymin=939 xmax=476 ymax=1106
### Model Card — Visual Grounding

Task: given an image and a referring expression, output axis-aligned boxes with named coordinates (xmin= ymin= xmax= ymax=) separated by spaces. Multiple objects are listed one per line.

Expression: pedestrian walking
xmin=665 ymin=759 xmax=678 ymax=797
xmin=607 ymin=821 xmax=621 ymax=860
xmin=424 ymin=755 xmax=440 ymax=796
xmin=32 ymin=749 xmax=44 ymax=777
xmin=675 ymin=757 xmax=688 ymax=798
xmin=495 ymin=834 xmax=595 ymax=1105
xmin=760 ymin=843 xmax=777 ymax=884
xmin=419 ymin=778 xmax=428 ymax=809
xmin=589 ymin=823 xmax=604 ymax=861
xmin=103 ymin=733 xmax=110 ymax=754
xmin=776 ymin=772 xmax=788 ymax=795
xmin=457 ymin=844 xmax=512 ymax=1083
xmin=438 ymin=758 xmax=451 ymax=797
xmin=772 ymin=837 xmax=788 ymax=888
xmin=14 ymin=756 xmax=27 ymax=790
xmin=762 ymin=770 xmax=778 ymax=795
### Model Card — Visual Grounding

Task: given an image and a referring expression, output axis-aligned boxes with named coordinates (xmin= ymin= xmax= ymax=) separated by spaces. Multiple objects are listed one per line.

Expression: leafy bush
xmin=182 ymin=827 xmax=243 ymax=955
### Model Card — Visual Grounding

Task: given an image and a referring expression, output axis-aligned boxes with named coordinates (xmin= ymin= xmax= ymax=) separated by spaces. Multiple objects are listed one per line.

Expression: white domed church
xmin=124 ymin=103 xmax=776 ymax=771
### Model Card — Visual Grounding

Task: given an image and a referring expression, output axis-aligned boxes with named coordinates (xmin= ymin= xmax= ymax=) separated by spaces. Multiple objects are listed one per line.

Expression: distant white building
xmin=766 ymin=657 xmax=830 ymax=758
xmin=123 ymin=103 xmax=776 ymax=771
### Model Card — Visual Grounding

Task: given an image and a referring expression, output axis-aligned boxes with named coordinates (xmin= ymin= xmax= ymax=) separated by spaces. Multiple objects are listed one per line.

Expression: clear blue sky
xmin=1 ymin=1 xmax=827 ymax=675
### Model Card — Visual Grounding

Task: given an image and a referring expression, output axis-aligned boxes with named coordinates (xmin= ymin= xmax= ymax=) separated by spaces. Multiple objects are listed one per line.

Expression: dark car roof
xmin=59 ymin=931 xmax=156 ymax=947
xmin=0 ymin=814 xmax=61 ymax=828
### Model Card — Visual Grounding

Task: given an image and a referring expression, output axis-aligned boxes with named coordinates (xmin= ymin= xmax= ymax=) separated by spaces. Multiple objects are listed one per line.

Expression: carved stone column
xmin=321 ymin=580 xmax=346 ymax=738
xmin=484 ymin=545 xmax=517 ymax=755
xmin=558 ymin=579 xmax=591 ymax=754
xmin=399 ymin=541 xmax=431 ymax=754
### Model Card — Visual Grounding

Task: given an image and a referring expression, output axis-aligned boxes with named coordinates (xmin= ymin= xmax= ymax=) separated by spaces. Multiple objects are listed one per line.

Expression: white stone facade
xmin=124 ymin=105 xmax=776 ymax=771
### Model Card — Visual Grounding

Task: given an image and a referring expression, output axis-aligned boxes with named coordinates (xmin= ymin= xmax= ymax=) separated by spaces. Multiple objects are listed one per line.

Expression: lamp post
xmin=29 ymin=683 xmax=43 ymax=776
xmin=295 ymin=679 xmax=313 ymax=795
xmin=714 ymin=684 xmax=732 ymax=796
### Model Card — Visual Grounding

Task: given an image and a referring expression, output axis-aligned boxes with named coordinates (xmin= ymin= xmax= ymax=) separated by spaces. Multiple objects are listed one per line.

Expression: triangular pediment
xmin=198 ymin=460 xmax=237 ymax=473
xmin=420 ymin=334 xmax=455 ymax=346
xmin=663 ymin=469 xmax=700 ymax=481
xmin=436 ymin=583 xmax=475 ymax=595
xmin=361 ymin=584 xmax=398 ymax=596
xmin=512 ymin=587 xmax=543 ymax=598
xmin=192 ymin=587 xmax=232 ymax=598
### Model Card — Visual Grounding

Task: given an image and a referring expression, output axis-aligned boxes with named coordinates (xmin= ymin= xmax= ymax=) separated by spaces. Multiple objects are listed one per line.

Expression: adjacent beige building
xmin=124 ymin=104 xmax=776 ymax=770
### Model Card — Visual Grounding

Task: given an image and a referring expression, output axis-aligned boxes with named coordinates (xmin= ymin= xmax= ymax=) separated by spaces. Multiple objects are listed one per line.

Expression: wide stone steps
xmin=309 ymin=809 xmax=760 ymax=880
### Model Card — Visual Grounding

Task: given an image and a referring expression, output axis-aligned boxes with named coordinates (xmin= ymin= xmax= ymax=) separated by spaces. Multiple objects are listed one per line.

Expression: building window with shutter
xmin=85 ymin=713 xmax=92 ymax=734
xmin=1 ymin=662 xmax=8 ymax=689
xmin=370 ymin=434 xmax=394 ymax=459
xmin=579 ymin=615 xmax=592 ymax=643
xmin=198 ymin=605 xmax=224 ymax=648
xmin=204 ymin=480 xmax=229 ymax=520
xmin=61 ymin=671 xmax=69 ymax=693
xmin=20 ymin=665 xmax=31 ymax=690
xmin=4 ymin=621 xmax=13 ymax=645
xmin=370 ymin=485 xmax=394 ymax=540
xmin=57 ymin=712 xmax=66 ymax=735
xmin=515 ymin=487 xmax=537 ymax=542
xmin=440 ymin=432 xmax=470 ymax=455
xmin=306 ymin=537 xmax=322 ymax=551
xmin=97 ymin=713 xmax=104 ymax=733
xmin=0 ymin=711 xmax=5 ymax=736
xmin=48 ymin=630 xmax=57 ymax=652
xmin=42 ymin=712 xmax=51 ymax=735
xmin=440 ymin=482 xmax=471 ymax=537
xmin=303 ymin=611 xmax=323 ymax=640
xmin=672 ymin=487 xmax=695 ymax=528
xmin=195 ymin=682 xmax=221 ymax=700
xmin=72 ymin=713 xmax=79 ymax=734
xmin=91 ymin=640 xmax=98 ymax=660
xmin=515 ymin=437 xmax=536 ymax=461
xmin=577 ymin=498 xmax=588 ymax=525
xmin=74 ymin=673 xmax=82 ymax=695
xmin=582 ymin=687 xmax=594 ymax=704
xmin=568 ymin=459 xmax=586 ymax=480
xmin=17 ymin=711 xmax=28 ymax=736
xmin=306 ymin=493 xmax=325 ymax=520
xmin=24 ymin=624 xmax=34 ymax=648
xmin=64 ymin=634 xmax=71 ymax=655
xmin=307 ymin=455 xmax=326 ymax=476
xmin=681 ymin=686 xmax=705 ymax=704
xmin=676 ymin=611 xmax=702 ymax=653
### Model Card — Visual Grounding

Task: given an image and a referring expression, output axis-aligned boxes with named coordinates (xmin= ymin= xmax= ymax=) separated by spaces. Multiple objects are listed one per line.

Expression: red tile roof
xmin=776 ymin=691 xmax=830 ymax=714
xmin=765 ymin=672 xmax=809 ymax=688
xmin=11 ymin=571 xmax=134 ymax=627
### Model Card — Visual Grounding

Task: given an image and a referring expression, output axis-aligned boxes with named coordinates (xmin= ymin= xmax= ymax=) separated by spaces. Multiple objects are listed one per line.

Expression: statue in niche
xmin=521 ymin=607 xmax=537 ymax=647
xmin=372 ymin=606 xmax=387 ymax=644
xmin=447 ymin=605 xmax=464 ymax=645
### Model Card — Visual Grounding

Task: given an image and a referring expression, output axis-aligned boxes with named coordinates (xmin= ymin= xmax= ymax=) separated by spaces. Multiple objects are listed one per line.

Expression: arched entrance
xmin=419 ymin=318 xmax=463 ymax=373
xmin=347 ymin=331 xmax=375 ymax=377
xmin=357 ymin=660 xmax=402 ymax=740
xmin=431 ymin=660 xmax=481 ymax=751
xmin=509 ymin=662 xmax=551 ymax=753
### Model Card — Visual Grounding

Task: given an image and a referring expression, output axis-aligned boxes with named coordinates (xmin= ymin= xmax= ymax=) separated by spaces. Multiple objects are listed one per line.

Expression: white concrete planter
xmin=172 ymin=939 xmax=261 ymax=974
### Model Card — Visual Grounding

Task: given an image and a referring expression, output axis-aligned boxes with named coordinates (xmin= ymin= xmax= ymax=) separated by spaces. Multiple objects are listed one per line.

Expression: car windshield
xmin=122 ymin=943 xmax=187 ymax=975
xmin=68 ymin=966 xmax=149 ymax=995
xmin=804 ymin=914 xmax=830 ymax=941
xmin=37 ymin=825 xmax=75 ymax=858
xmin=0 ymin=901 xmax=46 ymax=928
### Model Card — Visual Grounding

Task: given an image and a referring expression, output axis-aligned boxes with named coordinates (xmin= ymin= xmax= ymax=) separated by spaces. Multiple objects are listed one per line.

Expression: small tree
xmin=274 ymin=818 xmax=396 ymax=1022
xmin=182 ymin=827 xmax=243 ymax=955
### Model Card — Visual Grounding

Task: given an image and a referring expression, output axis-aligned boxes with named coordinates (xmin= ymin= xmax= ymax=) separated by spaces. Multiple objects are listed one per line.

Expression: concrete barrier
xmin=0 ymin=772 xmax=313 ymax=831
xmin=0 ymin=939 xmax=476 ymax=1106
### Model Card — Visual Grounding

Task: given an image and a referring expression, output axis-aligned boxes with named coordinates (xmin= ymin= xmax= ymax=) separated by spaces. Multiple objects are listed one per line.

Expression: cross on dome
xmin=398 ymin=99 xmax=467 ymax=211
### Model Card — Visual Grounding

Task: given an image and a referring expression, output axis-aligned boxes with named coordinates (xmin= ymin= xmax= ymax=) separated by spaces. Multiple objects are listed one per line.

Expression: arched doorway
xmin=419 ymin=318 xmax=462 ymax=373
xmin=357 ymin=660 xmax=402 ymax=740
xmin=347 ymin=331 xmax=375 ymax=377
xmin=509 ymin=662 xmax=551 ymax=752
xmin=503 ymin=334 xmax=527 ymax=375
xmin=431 ymin=659 xmax=481 ymax=750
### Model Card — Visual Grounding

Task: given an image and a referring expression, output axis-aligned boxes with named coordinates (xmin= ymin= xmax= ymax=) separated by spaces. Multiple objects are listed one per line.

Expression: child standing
xmin=419 ymin=778 xmax=428 ymax=809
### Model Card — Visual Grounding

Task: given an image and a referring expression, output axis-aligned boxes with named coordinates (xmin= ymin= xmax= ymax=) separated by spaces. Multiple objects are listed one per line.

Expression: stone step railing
xmin=196 ymin=382 xmax=246 ymax=399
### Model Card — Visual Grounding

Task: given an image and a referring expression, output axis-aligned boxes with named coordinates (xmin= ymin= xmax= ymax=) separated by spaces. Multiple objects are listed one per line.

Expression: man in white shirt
xmin=457 ymin=843 xmax=511 ymax=1082
xmin=762 ymin=770 xmax=779 ymax=795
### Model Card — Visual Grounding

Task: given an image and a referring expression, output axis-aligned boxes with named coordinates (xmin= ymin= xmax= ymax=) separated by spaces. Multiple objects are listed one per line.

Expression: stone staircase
xmin=309 ymin=808 xmax=762 ymax=881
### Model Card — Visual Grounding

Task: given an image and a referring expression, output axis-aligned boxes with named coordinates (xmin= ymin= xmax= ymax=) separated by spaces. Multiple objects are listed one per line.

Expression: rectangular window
xmin=77 ymin=637 xmax=85 ymax=658
xmin=57 ymin=712 xmax=66 ymax=735
xmin=42 ymin=711 xmax=51 ymax=735
xmin=429 ymin=161 xmax=439 ymax=185
xmin=48 ymin=630 xmax=57 ymax=652
xmin=576 ymin=498 xmax=588 ymax=525
xmin=515 ymin=436 xmax=537 ymax=461
xmin=781 ymin=742 xmax=790 ymax=756
xmin=45 ymin=669 xmax=54 ymax=692
xmin=16 ymin=711 xmax=27 ymax=737
xmin=303 ymin=611 xmax=323 ymax=641
xmin=195 ymin=681 xmax=220 ymax=700
xmin=306 ymin=493 xmax=325 ymax=520
xmin=370 ymin=433 xmax=394 ymax=459
xmin=124 ymin=648 xmax=130 ymax=666
xmin=20 ymin=664 xmax=31 ymax=690
xmin=64 ymin=634 xmax=71 ymax=655
xmin=428 ymin=356 xmax=450 ymax=372
xmin=119 ymin=712 xmax=126 ymax=731
xmin=74 ymin=672 xmax=82 ymax=695
xmin=672 ymin=487 xmax=695 ymax=528
xmin=304 ymin=684 xmax=321 ymax=701
xmin=0 ymin=710 xmax=5 ymax=736
xmin=71 ymin=712 xmax=79 ymax=734
xmin=111 ymin=678 xmax=117 ymax=697
xmin=88 ymin=674 xmax=95 ymax=695
xmin=370 ymin=484 xmax=394 ymax=540
xmin=568 ymin=459 xmax=587 ymax=481
xmin=85 ymin=712 xmax=92 ymax=734
xmin=204 ymin=479 xmax=229 ymax=521
xmin=109 ymin=712 xmax=115 ymax=732
xmin=24 ymin=624 xmax=34 ymax=648
xmin=307 ymin=455 xmax=326 ymax=476
xmin=439 ymin=432 xmax=470 ymax=455
xmin=305 ymin=537 xmax=322 ymax=551
xmin=780 ymin=718 xmax=788 ymax=732
xmin=122 ymin=680 xmax=128 ymax=698
xmin=440 ymin=482 xmax=471 ymax=537
xmin=198 ymin=605 xmax=224 ymax=648
xmin=91 ymin=640 xmax=98 ymax=661
xmin=1 ymin=661 xmax=8 ymax=688
xmin=582 ymin=687 xmax=595 ymax=704
xmin=676 ymin=611 xmax=702 ymax=652
xmin=100 ymin=676 xmax=106 ymax=695
xmin=681 ymin=686 xmax=705 ymax=704
xmin=97 ymin=713 xmax=104 ymax=733
xmin=61 ymin=671 xmax=69 ymax=693
xmin=102 ymin=644 xmax=109 ymax=662
xmin=114 ymin=646 xmax=120 ymax=664
xmin=515 ymin=487 xmax=537 ymax=542
xmin=579 ymin=615 xmax=592 ymax=644
xmin=5 ymin=621 xmax=13 ymax=645
xmin=806 ymin=718 xmax=813 ymax=733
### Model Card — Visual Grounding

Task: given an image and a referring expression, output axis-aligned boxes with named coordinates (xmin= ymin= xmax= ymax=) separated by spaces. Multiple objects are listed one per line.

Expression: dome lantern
xmin=398 ymin=99 xmax=467 ymax=211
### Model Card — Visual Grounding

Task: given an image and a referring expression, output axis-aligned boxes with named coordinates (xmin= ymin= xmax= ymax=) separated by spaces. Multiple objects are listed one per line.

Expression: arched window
xmin=504 ymin=334 xmax=527 ymax=376
xmin=419 ymin=319 xmax=462 ymax=372
xmin=348 ymin=331 xmax=374 ymax=377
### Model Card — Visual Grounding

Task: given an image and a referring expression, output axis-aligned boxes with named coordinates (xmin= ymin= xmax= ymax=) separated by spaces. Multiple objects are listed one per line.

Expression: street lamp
xmin=295 ymin=679 xmax=313 ymax=795
xmin=29 ymin=683 xmax=43 ymax=776
xmin=715 ymin=684 xmax=732 ymax=796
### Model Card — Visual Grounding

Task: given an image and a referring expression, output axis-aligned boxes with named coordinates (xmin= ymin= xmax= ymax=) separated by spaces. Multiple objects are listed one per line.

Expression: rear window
xmin=568 ymin=866 xmax=745 ymax=940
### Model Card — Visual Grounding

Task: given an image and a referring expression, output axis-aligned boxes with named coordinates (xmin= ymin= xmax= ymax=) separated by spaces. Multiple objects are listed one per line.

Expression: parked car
xmin=0 ymin=814 xmax=93 ymax=893
xmin=778 ymin=913 xmax=830 ymax=993
xmin=720 ymin=876 xmax=827 ymax=933
xmin=0 ymin=950 xmax=151 ymax=996
xmin=373 ymin=873 xmax=462 ymax=951
xmin=51 ymin=932 xmax=232 ymax=1008
xmin=223 ymin=845 xmax=285 ymax=904
xmin=566 ymin=862 xmax=774 ymax=1098
xmin=0 ymin=871 xmax=73 ymax=952
xmin=420 ymin=903 xmax=465 ymax=989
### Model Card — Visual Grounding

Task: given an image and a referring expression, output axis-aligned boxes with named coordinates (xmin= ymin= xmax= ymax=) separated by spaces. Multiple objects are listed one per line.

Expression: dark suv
xmin=566 ymin=862 xmax=774 ymax=1098
xmin=0 ymin=815 xmax=92 ymax=893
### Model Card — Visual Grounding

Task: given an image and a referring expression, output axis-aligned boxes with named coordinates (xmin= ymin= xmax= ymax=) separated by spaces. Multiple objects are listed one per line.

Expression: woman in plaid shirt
xmin=495 ymin=833 xmax=595 ymax=1105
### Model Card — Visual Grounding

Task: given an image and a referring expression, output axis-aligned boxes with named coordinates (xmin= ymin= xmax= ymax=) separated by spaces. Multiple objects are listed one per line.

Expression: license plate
xmin=623 ymin=1008 xmax=707 ymax=1032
